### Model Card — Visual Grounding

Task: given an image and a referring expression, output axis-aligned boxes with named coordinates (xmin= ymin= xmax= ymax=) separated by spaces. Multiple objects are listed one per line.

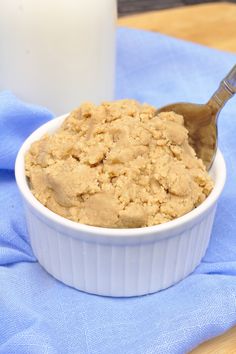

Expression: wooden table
xmin=118 ymin=2 xmax=236 ymax=353
xmin=118 ymin=2 xmax=236 ymax=52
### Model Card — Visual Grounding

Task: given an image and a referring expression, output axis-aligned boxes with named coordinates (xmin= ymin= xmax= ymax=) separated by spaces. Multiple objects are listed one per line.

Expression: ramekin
xmin=15 ymin=115 xmax=226 ymax=297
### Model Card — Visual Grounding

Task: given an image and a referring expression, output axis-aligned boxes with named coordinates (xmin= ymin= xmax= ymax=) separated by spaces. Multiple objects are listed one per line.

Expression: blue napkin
xmin=1 ymin=28 xmax=236 ymax=354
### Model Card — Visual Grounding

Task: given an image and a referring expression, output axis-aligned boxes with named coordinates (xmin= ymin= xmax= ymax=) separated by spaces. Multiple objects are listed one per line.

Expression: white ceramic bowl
xmin=15 ymin=115 xmax=226 ymax=297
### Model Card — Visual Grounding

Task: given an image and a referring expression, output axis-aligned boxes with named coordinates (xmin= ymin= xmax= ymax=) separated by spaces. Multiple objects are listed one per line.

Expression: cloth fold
xmin=0 ymin=28 xmax=236 ymax=354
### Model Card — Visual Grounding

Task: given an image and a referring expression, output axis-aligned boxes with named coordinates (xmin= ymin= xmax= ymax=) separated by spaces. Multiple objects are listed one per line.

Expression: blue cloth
xmin=0 ymin=28 xmax=236 ymax=354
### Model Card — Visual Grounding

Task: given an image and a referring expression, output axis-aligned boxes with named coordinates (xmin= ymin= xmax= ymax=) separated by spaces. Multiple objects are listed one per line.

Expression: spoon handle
xmin=207 ymin=65 xmax=236 ymax=112
xmin=222 ymin=64 xmax=236 ymax=94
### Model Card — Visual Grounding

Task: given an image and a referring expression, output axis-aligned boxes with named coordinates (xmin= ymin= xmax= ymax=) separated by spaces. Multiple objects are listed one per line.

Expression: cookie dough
xmin=25 ymin=100 xmax=213 ymax=228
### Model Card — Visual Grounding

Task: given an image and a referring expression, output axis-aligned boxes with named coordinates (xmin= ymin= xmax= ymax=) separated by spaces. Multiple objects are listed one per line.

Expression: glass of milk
xmin=0 ymin=0 xmax=117 ymax=114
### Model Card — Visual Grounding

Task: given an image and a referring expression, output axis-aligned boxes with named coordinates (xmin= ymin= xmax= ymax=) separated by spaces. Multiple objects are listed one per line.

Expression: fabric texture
xmin=0 ymin=28 xmax=236 ymax=354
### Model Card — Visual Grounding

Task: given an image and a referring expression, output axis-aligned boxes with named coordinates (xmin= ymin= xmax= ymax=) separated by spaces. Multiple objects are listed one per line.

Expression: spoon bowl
xmin=157 ymin=65 xmax=236 ymax=170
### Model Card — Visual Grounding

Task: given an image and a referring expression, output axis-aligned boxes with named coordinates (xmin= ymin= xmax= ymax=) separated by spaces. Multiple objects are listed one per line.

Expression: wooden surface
xmin=118 ymin=2 xmax=236 ymax=353
xmin=118 ymin=2 xmax=236 ymax=52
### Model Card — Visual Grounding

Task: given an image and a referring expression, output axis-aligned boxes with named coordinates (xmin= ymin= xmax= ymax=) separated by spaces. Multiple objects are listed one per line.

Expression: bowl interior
xmin=15 ymin=115 xmax=226 ymax=238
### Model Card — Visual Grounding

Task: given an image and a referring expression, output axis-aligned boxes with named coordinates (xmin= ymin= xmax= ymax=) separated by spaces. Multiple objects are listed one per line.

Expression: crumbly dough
xmin=25 ymin=100 xmax=213 ymax=228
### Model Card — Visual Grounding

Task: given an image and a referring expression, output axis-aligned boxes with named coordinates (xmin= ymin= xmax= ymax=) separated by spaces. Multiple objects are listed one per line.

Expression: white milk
xmin=0 ymin=0 xmax=117 ymax=114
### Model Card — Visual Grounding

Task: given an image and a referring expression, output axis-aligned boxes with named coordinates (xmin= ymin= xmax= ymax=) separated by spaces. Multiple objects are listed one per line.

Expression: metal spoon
xmin=157 ymin=65 xmax=236 ymax=170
